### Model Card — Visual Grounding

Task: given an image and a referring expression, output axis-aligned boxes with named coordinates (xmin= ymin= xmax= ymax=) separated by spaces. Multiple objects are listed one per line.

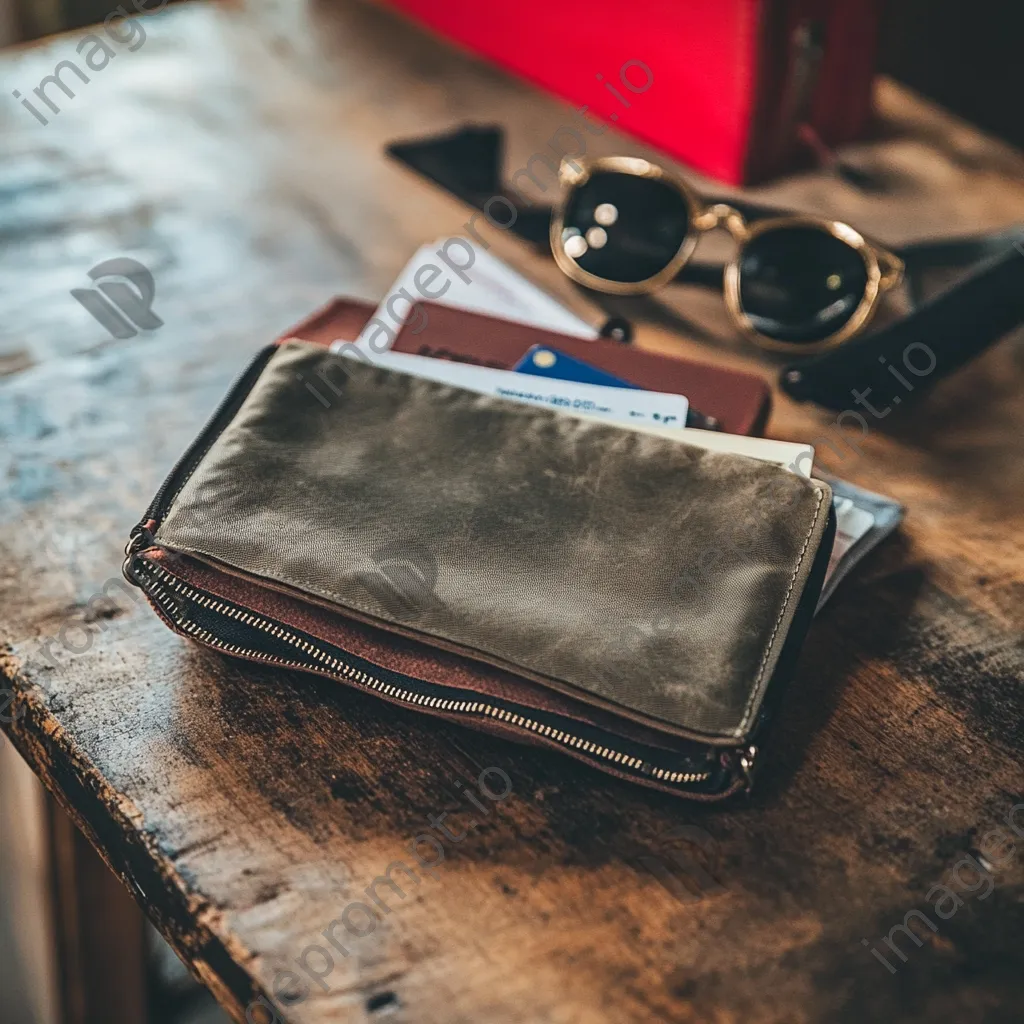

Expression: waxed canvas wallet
xmin=125 ymin=340 xmax=835 ymax=800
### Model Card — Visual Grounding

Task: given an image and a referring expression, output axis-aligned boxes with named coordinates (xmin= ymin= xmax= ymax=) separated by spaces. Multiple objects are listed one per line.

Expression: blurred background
xmin=1 ymin=0 xmax=1021 ymax=149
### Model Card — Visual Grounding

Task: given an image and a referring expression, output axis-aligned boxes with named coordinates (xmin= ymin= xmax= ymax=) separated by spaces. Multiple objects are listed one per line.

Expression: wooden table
xmin=2 ymin=2 xmax=1023 ymax=1022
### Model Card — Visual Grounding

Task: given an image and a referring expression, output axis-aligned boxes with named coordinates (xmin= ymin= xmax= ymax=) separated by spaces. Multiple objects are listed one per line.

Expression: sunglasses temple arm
xmin=780 ymin=240 xmax=1024 ymax=410
xmin=896 ymin=224 xmax=1024 ymax=308
xmin=896 ymin=225 xmax=1024 ymax=273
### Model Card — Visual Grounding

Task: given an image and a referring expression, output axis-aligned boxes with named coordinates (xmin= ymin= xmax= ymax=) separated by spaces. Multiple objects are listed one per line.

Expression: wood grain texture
xmin=1 ymin=2 xmax=1023 ymax=1022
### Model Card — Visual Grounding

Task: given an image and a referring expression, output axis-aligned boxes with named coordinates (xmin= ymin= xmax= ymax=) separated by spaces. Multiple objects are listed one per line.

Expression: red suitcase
xmin=384 ymin=0 xmax=881 ymax=185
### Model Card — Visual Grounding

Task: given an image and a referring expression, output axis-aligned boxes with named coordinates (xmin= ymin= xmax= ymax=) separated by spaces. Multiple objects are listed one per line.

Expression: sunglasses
xmin=551 ymin=156 xmax=906 ymax=354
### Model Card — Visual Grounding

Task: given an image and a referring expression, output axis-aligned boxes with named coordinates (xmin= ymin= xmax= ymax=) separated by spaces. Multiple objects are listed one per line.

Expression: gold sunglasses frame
xmin=550 ymin=156 xmax=905 ymax=355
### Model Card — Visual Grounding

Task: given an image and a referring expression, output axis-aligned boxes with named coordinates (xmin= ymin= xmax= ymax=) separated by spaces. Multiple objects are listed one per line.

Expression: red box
xmin=384 ymin=0 xmax=880 ymax=186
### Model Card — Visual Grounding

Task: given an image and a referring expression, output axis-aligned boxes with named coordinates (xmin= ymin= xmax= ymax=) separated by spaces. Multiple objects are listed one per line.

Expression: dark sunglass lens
xmin=737 ymin=226 xmax=869 ymax=343
xmin=559 ymin=171 xmax=690 ymax=284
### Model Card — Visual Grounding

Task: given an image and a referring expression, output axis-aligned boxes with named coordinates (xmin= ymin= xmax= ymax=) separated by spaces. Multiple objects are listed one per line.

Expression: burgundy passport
xmin=279 ymin=297 xmax=772 ymax=436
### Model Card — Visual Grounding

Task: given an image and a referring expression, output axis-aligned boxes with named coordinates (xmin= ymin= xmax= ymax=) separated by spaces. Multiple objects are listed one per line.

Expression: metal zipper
xmin=134 ymin=556 xmax=717 ymax=789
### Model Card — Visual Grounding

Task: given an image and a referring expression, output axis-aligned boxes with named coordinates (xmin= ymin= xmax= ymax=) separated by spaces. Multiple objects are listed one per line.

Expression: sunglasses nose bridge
xmin=693 ymin=203 xmax=748 ymax=240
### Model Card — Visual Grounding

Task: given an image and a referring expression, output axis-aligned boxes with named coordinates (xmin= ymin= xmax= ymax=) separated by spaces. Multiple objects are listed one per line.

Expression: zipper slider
xmin=122 ymin=521 xmax=156 ymax=584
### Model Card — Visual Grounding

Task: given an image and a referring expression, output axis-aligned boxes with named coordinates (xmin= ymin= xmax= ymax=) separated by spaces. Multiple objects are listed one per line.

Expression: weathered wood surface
xmin=2 ymin=2 xmax=1023 ymax=1022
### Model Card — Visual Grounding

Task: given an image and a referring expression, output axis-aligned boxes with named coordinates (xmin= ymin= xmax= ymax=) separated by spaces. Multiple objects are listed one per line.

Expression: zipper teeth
xmin=137 ymin=558 xmax=712 ymax=786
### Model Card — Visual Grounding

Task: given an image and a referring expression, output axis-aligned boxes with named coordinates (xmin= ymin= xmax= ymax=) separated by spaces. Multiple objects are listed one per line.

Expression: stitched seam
xmin=158 ymin=347 xmax=277 ymax=518
xmin=736 ymin=485 xmax=826 ymax=736
xmin=168 ymin=432 xmax=227 ymax=518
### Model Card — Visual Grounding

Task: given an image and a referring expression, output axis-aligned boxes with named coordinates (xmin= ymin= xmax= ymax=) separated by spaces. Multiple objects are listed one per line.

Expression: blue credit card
xmin=512 ymin=345 xmax=640 ymax=389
